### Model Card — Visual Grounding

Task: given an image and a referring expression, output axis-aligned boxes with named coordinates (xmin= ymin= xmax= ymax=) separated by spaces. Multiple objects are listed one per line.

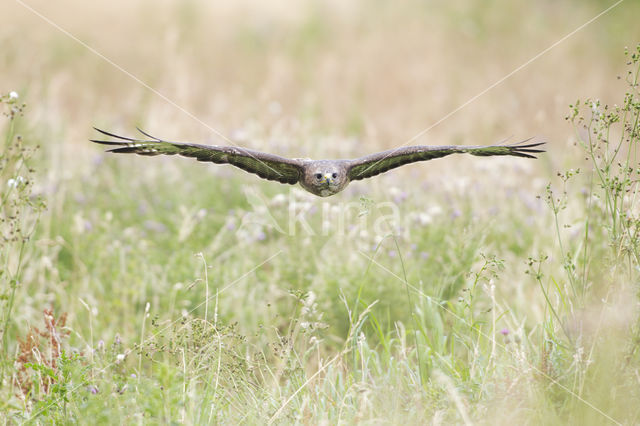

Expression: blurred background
xmin=2 ymin=0 xmax=638 ymax=160
xmin=2 ymin=0 xmax=640 ymax=422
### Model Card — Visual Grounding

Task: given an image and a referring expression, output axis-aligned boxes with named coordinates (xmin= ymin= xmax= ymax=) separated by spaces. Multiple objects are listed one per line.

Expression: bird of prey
xmin=91 ymin=128 xmax=544 ymax=197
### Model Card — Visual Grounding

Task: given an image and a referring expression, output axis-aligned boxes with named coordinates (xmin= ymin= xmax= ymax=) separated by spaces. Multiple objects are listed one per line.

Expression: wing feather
xmin=347 ymin=140 xmax=545 ymax=181
xmin=91 ymin=128 xmax=303 ymax=185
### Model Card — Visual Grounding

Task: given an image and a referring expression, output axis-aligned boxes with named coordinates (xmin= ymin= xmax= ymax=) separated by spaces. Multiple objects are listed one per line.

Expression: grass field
xmin=2 ymin=0 xmax=640 ymax=423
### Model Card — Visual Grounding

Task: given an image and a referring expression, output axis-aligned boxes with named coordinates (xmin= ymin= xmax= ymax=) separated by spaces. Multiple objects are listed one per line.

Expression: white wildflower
xmin=591 ymin=101 xmax=602 ymax=119
xmin=428 ymin=205 xmax=443 ymax=216
xmin=417 ymin=212 xmax=432 ymax=225
xmin=309 ymin=336 xmax=321 ymax=346
xmin=573 ymin=346 xmax=584 ymax=364
xmin=270 ymin=193 xmax=287 ymax=206
xmin=7 ymin=176 xmax=25 ymax=188
xmin=9 ymin=91 xmax=19 ymax=100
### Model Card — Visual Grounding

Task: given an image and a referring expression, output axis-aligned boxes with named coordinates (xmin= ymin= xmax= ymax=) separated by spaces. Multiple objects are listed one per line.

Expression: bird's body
xmin=91 ymin=128 xmax=544 ymax=197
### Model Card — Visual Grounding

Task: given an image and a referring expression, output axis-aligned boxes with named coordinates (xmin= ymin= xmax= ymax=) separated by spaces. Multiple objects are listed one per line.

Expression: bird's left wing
xmin=91 ymin=128 xmax=304 ymax=185
xmin=347 ymin=139 xmax=545 ymax=181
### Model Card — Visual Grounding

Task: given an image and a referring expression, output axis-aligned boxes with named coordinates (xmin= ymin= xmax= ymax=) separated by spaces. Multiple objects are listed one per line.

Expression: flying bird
xmin=91 ymin=128 xmax=544 ymax=197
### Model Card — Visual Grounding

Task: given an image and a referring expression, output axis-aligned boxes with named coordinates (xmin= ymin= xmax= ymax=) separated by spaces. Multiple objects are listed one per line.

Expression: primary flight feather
xmin=91 ymin=128 xmax=544 ymax=197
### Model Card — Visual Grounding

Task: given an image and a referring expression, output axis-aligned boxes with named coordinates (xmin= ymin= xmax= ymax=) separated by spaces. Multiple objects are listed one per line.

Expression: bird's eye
xmin=315 ymin=173 xmax=322 ymax=180
xmin=332 ymin=173 xmax=338 ymax=179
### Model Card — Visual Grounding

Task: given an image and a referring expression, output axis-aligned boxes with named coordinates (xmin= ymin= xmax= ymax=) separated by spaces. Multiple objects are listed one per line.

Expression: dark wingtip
xmin=91 ymin=127 xmax=144 ymax=142
xmin=107 ymin=147 xmax=141 ymax=154
xmin=509 ymin=139 xmax=546 ymax=159
xmin=517 ymin=142 xmax=546 ymax=149
xmin=136 ymin=127 xmax=162 ymax=141
xmin=513 ymin=152 xmax=537 ymax=159
xmin=89 ymin=139 xmax=125 ymax=146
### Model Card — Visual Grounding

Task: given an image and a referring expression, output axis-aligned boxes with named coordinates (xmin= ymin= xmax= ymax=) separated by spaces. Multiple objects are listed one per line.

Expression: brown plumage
xmin=91 ymin=128 xmax=544 ymax=197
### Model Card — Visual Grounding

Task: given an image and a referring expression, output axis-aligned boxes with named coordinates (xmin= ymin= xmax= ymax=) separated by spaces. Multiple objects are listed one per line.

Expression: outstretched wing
xmin=347 ymin=139 xmax=545 ymax=181
xmin=91 ymin=128 xmax=304 ymax=185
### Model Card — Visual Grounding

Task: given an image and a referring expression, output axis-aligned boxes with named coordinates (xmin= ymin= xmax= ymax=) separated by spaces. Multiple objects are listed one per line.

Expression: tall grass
xmin=0 ymin=94 xmax=46 ymax=389
xmin=2 ymin=10 xmax=640 ymax=423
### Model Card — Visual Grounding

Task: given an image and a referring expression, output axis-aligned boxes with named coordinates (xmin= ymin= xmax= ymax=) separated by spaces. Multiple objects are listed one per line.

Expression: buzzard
xmin=91 ymin=128 xmax=544 ymax=197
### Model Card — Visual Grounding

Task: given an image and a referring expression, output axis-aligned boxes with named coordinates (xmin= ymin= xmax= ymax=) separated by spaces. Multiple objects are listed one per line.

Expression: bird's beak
xmin=323 ymin=174 xmax=333 ymax=185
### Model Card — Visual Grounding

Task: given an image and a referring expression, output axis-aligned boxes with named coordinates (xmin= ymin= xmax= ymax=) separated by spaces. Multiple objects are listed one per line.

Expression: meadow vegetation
xmin=2 ymin=1 xmax=640 ymax=423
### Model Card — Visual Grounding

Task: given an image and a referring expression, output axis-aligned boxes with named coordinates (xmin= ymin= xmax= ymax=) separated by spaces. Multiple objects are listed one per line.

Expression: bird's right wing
xmin=347 ymin=140 xmax=545 ymax=181
xmin=91 ymin=128 xmax=304 ymax=185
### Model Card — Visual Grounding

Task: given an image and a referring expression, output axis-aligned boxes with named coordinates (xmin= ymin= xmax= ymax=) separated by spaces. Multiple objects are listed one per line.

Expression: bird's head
xmin=301 ymin=161 xmax=349 ymax=197
xmin=314 ymin=170 xmax=339 ymax=186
